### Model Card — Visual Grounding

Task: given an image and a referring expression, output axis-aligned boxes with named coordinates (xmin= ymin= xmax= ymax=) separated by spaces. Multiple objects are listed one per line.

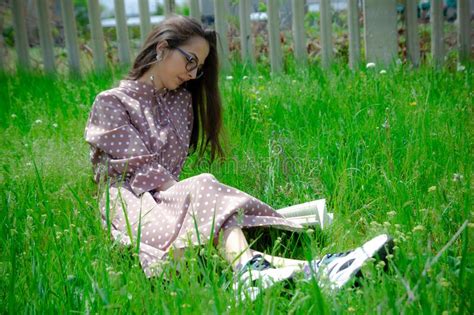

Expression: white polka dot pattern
xmin=85 ymin=80 xmax=303 ymax=278
xmin=85 ymin=80 xmax=192 ymax=193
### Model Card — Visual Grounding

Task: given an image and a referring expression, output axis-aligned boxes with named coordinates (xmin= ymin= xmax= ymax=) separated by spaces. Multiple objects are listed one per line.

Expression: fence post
xmin=348 ymin=0 xmax=360 ymax=70
xmin=267 ymin=0 xmax=282 ymax=74
xmin=61 ymin=0 xmax=81 ymax=74
xmin=189 ymin=0 xmax=200 ymax=21
xmin=139 ymin=0 xmax=151 ymax=45
xmin=291 ymin=0 xmax=307 ymax=65
xmin=239 ymin=0 xmax=255 ymax=66
xmin=214 ymin=0 xmax=230 ymax=72
xmin=457 ymin=0 xmax=471 ymax=63
xmin=114 ymin=0 xmax=131 ymax=65
xmin=36 ymin=0 xmax=56 ymax=73
xmin=405 ymin=0 xmax=420 ymax=67
xmin=87 ymin=0 xmax=107 ymax=71
xmin=164 ymin=0 xmax=175 ymax=16
xmin=431 ymin=0 xmax=443 ymax=67
xmin=363 ymin=0 xmax=397 ymax=67
xmin=320 ymin=0 xmax=332 ymax=69
xmin=11 ymin=0 xmax=30 ymax=69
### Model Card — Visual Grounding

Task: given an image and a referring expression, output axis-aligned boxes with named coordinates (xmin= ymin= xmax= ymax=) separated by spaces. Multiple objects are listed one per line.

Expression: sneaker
xmin=233 ymin=254 xmax=296 ymax=301
xmin=303 ymin=234 xmax=394 ymax=289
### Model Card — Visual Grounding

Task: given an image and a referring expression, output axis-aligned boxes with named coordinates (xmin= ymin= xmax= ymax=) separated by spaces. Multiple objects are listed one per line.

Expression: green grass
xmin=0 ymin=61 xmax=473 ymax=313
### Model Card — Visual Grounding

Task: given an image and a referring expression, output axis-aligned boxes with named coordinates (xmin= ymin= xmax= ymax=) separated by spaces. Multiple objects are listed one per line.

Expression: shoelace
xmin=224 ymin=254 xmax=273 ymax=291
xmin=242 ymin=254 xmax=272 ymax=272
xmin=235 ymin=254 xmax=272 ymax=280
xmin=309 ymin=250 xmax=354 ymax=274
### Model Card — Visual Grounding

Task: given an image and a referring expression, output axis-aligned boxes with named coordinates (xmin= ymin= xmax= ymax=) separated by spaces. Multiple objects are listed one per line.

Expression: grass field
xmin=0 ymin=62 xmax=472 ymax=313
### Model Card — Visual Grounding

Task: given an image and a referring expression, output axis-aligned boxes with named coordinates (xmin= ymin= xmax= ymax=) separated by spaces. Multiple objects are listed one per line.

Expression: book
xmin=276 ymin=199 xmax=333 ymax=229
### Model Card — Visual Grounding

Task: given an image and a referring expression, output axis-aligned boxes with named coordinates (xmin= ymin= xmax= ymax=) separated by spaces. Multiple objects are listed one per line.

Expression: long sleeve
xmin=85 ymin=92 xmax=177 ymax=195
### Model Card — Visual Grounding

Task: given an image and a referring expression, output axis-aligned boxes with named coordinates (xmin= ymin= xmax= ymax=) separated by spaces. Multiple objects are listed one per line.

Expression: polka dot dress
xmin=85 ymin=80 xmax=303 ymax=277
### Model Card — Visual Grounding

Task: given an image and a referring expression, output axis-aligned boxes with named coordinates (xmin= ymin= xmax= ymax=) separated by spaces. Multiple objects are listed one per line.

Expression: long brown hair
xmin=126 ymin=15 xmax=225 ymax=162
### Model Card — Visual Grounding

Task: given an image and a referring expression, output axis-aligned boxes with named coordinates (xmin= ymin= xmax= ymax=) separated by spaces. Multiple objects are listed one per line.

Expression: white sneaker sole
xmin=327 ymin=234 xmax=392 ymax=289
xmin=234 ymin=266 xmax=297 ymax=301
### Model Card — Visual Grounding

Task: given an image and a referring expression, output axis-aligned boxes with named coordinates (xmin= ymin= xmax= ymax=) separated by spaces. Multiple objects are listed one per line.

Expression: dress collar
xmin=119 ymin=79 xmax=169 ymax=98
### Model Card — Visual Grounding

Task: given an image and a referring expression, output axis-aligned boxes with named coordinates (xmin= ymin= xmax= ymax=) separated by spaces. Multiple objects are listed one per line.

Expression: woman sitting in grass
xmin=84 ymin=15 xmax=392 ymax=300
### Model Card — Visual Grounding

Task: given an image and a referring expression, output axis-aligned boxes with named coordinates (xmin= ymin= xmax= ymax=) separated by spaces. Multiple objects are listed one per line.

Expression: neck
xmin=138 ymin=67 xmax=166 ymax=92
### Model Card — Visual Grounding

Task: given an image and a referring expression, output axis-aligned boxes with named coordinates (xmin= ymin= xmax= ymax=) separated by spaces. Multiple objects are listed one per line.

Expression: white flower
xmin=52 ymin=123 xmax=58 ymax=128
xmin=242 ymin=75 xmax=249 ymax=80
xmin=225 ymin=75 xmax=233 ymax=80
xmin=456 ymin=63 xmax=465 ymax=72
xmin=35 ymin=119 xmax=43 ymax=124
xmin=366 ymin=62 xmax=376 ymax=69
xmin=452 ymin=173 xmax=464 ymax=182
xmin=11 ymin=114 xmax=17 ymax=119
xmin=379 ymin=69 xmax=387 ymax=74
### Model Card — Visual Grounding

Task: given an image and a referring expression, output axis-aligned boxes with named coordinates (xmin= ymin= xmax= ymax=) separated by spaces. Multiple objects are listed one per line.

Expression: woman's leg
xmin=222 ymin=226 xmax=254 ymax=270
xmin=221 ymin=226 xmax=308 ymax=271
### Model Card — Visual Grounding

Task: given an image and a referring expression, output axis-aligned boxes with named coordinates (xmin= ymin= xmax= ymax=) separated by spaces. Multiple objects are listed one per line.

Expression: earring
xmin=156 ymin=52 xmax=163 ymax=61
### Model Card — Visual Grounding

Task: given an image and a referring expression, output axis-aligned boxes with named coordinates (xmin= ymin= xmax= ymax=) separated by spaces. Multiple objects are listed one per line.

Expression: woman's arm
xmin=85 ymin=92 xmax=177 ymax=194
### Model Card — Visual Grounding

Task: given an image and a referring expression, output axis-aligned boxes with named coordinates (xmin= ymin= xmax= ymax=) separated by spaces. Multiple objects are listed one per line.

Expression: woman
xmin=84 ymin=15 xmax=392 ymax=299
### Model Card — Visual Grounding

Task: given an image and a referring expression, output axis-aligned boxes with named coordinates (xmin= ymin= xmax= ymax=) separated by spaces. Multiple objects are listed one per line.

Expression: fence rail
xmin=2 ymin=0 xmax=472 ymax=75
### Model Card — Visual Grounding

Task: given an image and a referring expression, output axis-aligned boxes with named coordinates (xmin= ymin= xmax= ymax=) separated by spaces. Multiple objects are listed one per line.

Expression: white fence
xmin=3 ymin=0 xmax=472 ymax=75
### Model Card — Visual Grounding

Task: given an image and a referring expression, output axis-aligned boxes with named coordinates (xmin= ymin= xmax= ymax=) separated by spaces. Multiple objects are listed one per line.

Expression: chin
xmin=167 ymin=81 xmax=181 ymax=90
xmin=164 ymin=83 xmax=176 ymax=91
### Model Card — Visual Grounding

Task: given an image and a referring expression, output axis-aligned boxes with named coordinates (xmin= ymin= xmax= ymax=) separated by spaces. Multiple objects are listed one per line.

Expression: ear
xmin=155 ymin=40 xmax=169 ymax=56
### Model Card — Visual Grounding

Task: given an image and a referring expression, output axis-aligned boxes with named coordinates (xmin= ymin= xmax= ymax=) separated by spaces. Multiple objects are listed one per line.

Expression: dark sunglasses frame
xmin=174 ymin=47 xmax=204 ymax=79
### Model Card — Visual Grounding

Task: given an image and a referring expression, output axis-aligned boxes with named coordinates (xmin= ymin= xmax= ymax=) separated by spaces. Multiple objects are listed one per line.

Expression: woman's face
xmin=156 ymin=36 xmax=210 ymax=90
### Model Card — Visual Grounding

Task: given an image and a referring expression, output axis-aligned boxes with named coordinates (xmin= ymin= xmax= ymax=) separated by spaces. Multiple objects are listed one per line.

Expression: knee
xmin=197 ymin=173 xmax=216 ymax=182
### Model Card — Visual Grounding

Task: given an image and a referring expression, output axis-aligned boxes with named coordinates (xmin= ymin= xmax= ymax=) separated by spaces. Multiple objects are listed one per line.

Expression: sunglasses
xmin=174 ymin=47 xmax=204 ymax=79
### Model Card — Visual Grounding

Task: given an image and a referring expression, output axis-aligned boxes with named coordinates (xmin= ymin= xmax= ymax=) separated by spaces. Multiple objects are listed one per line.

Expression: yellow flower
xmin=413 ymin=225 xmax=425 ymax=232
xmin=440 ymin=278 xmax=450 ymax=287
xmin=376 ymin=261 xmax=386 ymax=269
xmin=409 ymin=101 xmax=417 ymax=106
